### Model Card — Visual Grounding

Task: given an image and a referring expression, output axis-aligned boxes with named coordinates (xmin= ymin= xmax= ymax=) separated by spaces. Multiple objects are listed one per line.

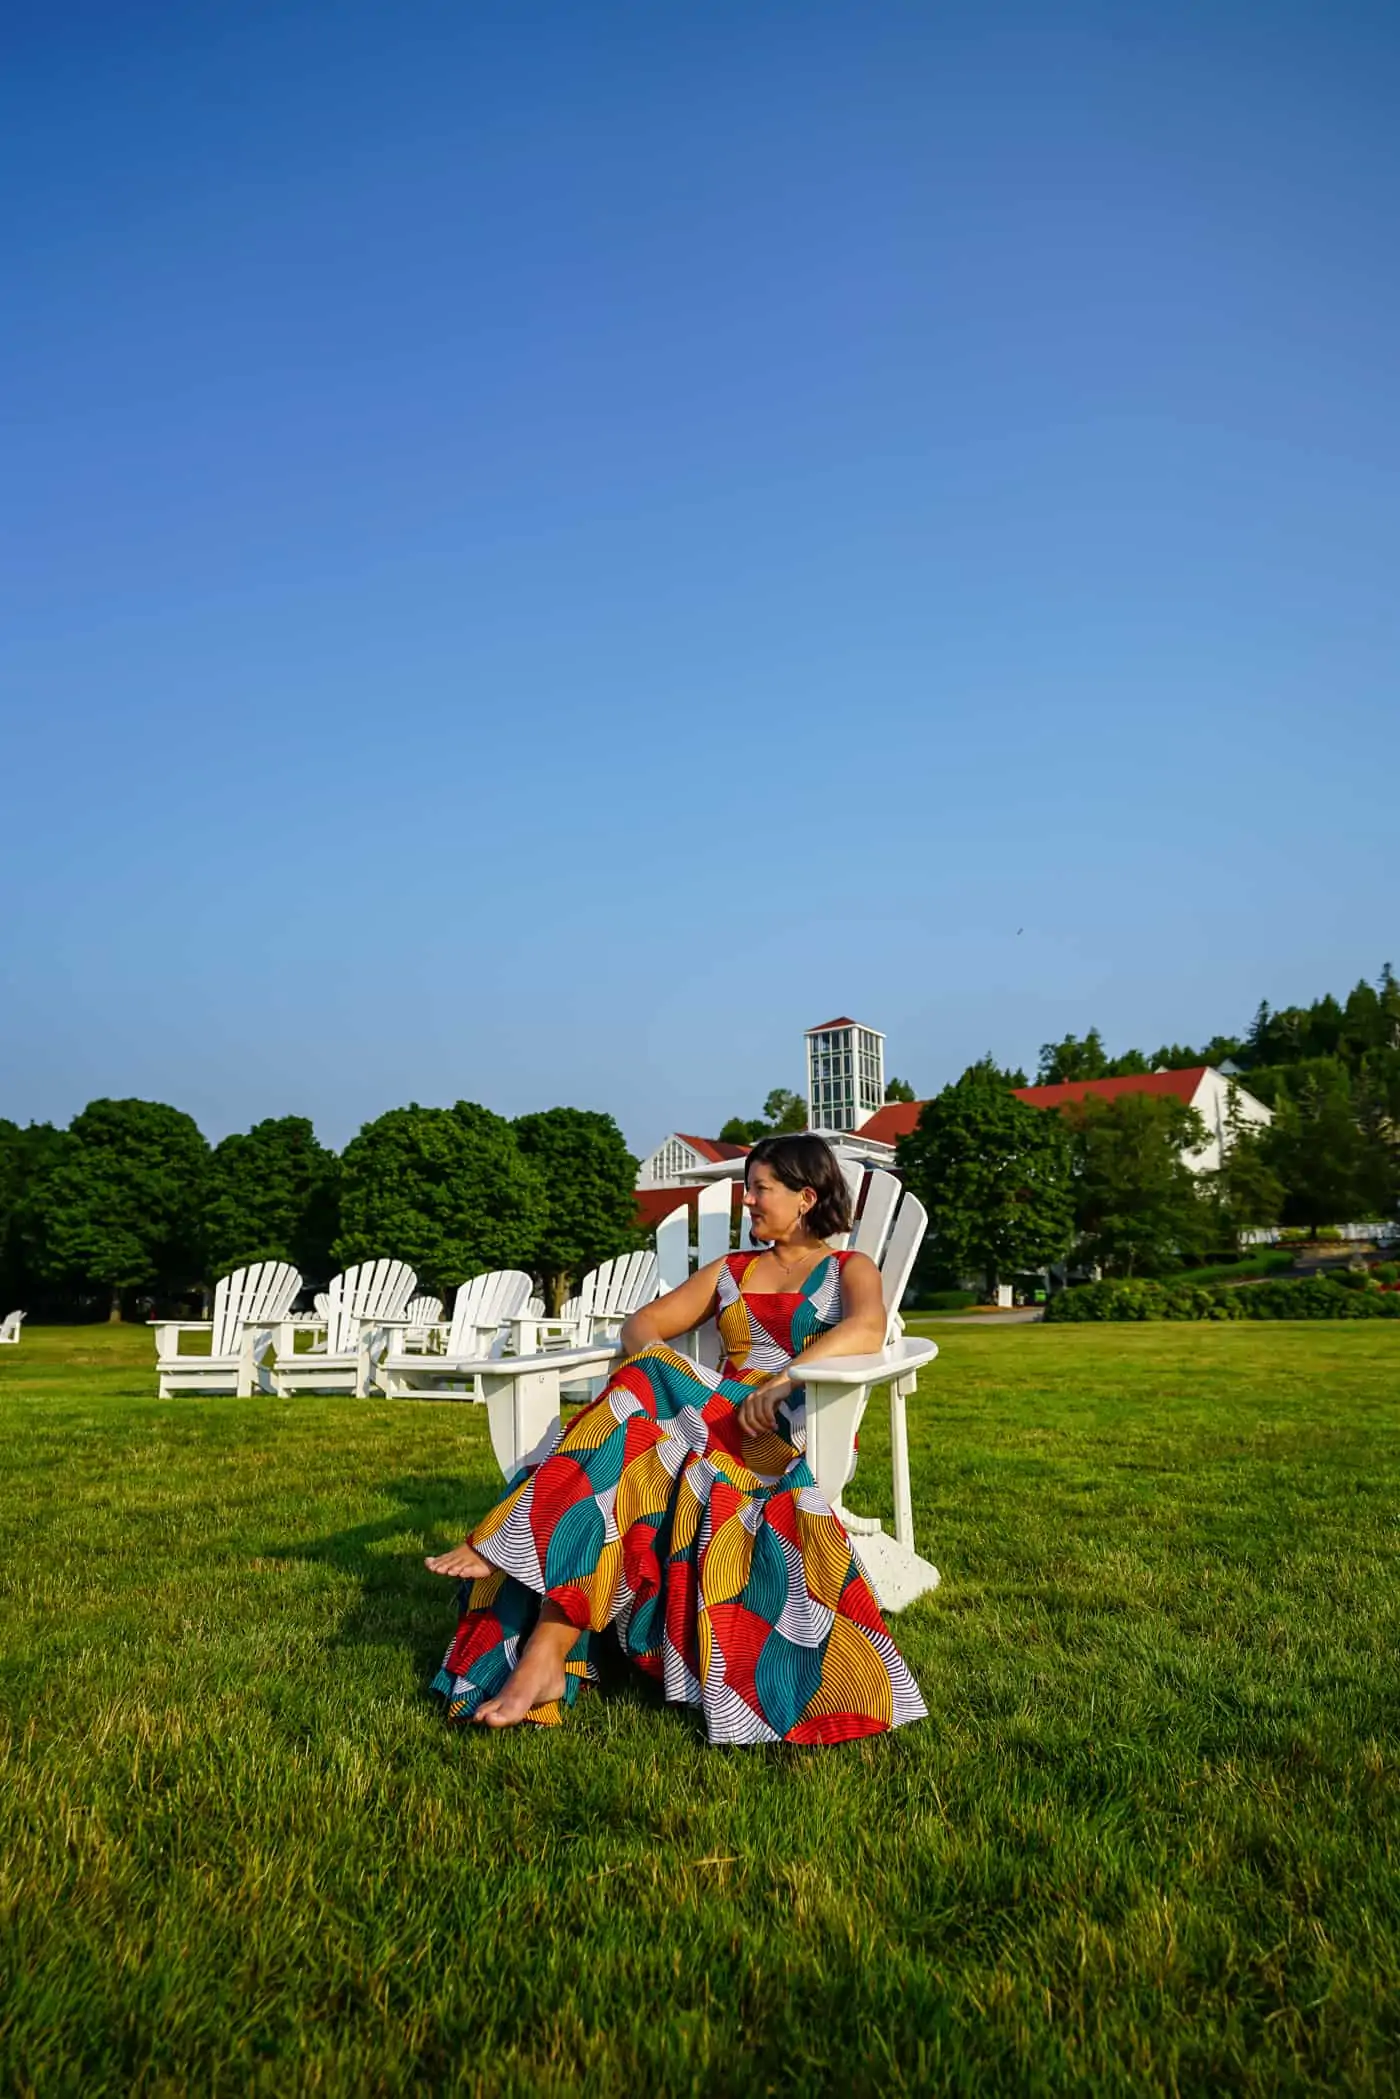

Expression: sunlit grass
xmin=1 ymin=1319 xmax=1397 ymax=2095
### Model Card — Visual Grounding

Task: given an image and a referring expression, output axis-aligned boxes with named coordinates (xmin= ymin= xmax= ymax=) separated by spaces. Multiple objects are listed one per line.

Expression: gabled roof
xmin=856 ymin=1100 xmax=924 ymax=1145
xmin=805 ymin=1016 xmax=858 ymax=1032
xmin=673 ymin=1133 xmax=750 ymax=1163
xmin=857 ymin=1066 xmax=1224 ymax=1145
xmin=1012 ymin=1068 xmax=1209 ymax=1110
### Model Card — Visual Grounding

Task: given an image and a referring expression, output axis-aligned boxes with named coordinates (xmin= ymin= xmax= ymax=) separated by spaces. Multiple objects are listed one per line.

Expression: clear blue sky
xmin=2 ymin=1 xmax=1396 ymax=1155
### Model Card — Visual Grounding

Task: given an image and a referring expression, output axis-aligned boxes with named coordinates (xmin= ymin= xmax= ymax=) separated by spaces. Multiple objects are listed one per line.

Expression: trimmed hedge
xmin=1045 ymin=1277 xmax=1400 ymax=1322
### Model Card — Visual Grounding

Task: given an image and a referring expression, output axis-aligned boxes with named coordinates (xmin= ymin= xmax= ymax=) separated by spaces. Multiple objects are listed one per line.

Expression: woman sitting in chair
xmin=426 ymin=1133 xmax=927 ymax=1745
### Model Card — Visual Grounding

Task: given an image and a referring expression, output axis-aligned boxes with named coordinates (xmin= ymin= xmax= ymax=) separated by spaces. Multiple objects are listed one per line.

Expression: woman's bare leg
xmin=425 ymin=1541 xmax=493 ymax=1580
xmin=473 ymin=1601 xmax=578 ymax=1727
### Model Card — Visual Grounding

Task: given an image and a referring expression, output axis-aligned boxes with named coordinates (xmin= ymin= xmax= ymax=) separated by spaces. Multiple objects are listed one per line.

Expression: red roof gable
xmin=856 ymin=1067 xmax=1215 ymax=1145
xmin=1013 ymin=1068 xmax=1209 ymax=1111
xmin=857 ymin=1100 xmax=925 ymax=1145
xmin=806 ymin=1016 xmax=858 ymax=1032
xmin=673 ymin=1133 xmax=750 ymax=1163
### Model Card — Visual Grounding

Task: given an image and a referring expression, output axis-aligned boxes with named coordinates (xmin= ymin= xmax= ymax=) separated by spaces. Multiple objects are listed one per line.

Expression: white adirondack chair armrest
xmin=149 ymin=1320 xmax=211 ymax=1333
xmin=508 ymin=1315 xmax=583 ymax=1354
xmin=463 ymin=1341 xmax=622 ymax=1380
xmin=795 ymin=1336 xmax=939 ymax=1388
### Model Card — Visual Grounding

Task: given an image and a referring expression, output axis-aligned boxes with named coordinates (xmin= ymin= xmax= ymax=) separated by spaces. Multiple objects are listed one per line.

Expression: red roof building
xmin=854 ymin=1065 xmax=1271 ymax=1176
xmin=636 ymin=1130 xmax=750 ymax=1188
xmin=1011 ymin=1068 xmax=1210 ymax=1111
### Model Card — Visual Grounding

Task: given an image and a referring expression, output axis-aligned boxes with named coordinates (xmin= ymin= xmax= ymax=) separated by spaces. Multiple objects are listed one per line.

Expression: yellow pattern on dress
xmin=573 ymin=1535 xmax=623 ymax=1626
xmin=700 ymin=1505 xmax=755 ymax=1605
xmin=669 ymin=1472 xmax=704 ymax=1556
xmin=613 ymin=1439 xmax=672 ymax=1536
xmin=794 ymin=1502 xmax=854 ymax=1611
xmin=796 ymin=1612 xmax=894 ymax=1727
xmin=558 ymin=1397 xmax=624 ymax=1450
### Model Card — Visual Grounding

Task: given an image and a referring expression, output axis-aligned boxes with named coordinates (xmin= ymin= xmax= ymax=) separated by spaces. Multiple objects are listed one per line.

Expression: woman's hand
xmin=736 ymin=1373 xmax=794 ymax=1440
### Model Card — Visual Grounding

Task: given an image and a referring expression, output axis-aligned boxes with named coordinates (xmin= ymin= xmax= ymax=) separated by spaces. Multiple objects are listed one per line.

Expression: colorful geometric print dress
xmin=431 ymin=1249 xmax=928 ymax=1746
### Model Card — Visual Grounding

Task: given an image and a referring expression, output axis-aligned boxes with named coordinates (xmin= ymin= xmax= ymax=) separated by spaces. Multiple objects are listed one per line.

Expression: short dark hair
xmin=744 ymin=1134 xmax=852 ymax=1240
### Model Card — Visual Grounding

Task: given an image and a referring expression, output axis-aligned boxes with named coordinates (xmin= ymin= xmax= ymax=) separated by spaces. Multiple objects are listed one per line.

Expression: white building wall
xmin=637 ymin=1135 xmax=704 ymax=1187
xmin=1185 ymin=1071 xmax=1273 ymax=1175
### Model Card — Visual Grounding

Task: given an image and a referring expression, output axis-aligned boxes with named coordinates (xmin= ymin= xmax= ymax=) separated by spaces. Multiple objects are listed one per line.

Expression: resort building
xmin=636 ymin=1132 xmax=751 ymax=1187
xmin=805 ymin=1017 xmax=885 ymax=1133
xmin=858 ymin=1065 xmax=1272 ymax=1174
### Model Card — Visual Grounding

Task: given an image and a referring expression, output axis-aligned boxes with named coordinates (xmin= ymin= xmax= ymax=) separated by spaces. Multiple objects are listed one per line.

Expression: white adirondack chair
xmin=0 ymin=1310 xmax=25 ymax=1346
xmin=400 ymin=1295 xmax=444 ymax=1351
xmin=509 ymin=1250 xmax=660 ymax=1354
xmin=378 ymin=1269 xmax=536 ymax=1400
xmin=453 ymin=1170 xmax=941 ymax=1613
xmin=272 ymin=1259 xmax=417 ymax=1396
xmin=154 ymin=1263 xmax=302 ymax=1397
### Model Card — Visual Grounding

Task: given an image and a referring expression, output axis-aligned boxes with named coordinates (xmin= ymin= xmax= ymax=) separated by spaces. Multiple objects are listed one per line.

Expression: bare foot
xmin=473 ymin=1649 xmax=568 ymax=1728
xmin=473 ymin=1609 xmax=576 ymax=1727
xmin=424 ymin=1541 xmax=493 ymax=1580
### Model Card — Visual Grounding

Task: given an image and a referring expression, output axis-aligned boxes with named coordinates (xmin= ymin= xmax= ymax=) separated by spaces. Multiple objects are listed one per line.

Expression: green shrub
xmin=1045 ymin=1277 xmax=1400 ymax=1323
xmin=916 ymin=1289 xmax=979 ymax=1312
xmin=1169 ymin=1251 xmax=1294 ymax=1288
xmin=1335 ymin=1266 xmax=1374 ymax=1292
xmin=1316 ymin=1226 xmax=1344 ymax=1243
xmin=1375 ymin=1262 xmax=1398 ymax=1284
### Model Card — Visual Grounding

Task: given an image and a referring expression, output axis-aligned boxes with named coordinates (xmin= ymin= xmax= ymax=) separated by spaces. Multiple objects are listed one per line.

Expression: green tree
xmin=1264 ymin=1070 xmax=1377 ymax=1236
xmin=0 ymin=1119 xmax=67 ymax=1312
xmin=514 ymin=1107 xmax=641 ymax=1312
xmin=34 ymin=1099 xmax=209 ymax=1319
xmin=1211 ymin=1113 xmax=1285 ymax=1251
xmin=203 ymin=1117 xmax=341 ymax=1282
xmin=1037 ymin=1029 xmax=1112 ymax=1084
xmin=719 ymin=1116 xmax=765 ymax=1144
xmin=333 ymin=1101 xmax=547 ymax=1298
xmin=896 ymin=1066 xmax=1074 ymax=1299
xmin=1062 ymin=1093 xmax=1211 ymax=1277
xmin=884 ymin=1077 xmax=917 ymax=1103
xmin=719 ymin=1089 xmax=808 ymax=1144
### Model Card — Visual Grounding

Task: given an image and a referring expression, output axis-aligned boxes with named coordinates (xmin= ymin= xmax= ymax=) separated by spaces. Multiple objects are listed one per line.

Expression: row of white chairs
xmin=150 ymin=1165 xmax=941 ymax=1612
xmin=152 ymin=1252 xmax=660 ymax=1402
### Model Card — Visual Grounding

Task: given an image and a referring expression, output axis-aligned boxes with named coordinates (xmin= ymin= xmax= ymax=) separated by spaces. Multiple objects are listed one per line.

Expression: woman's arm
xmin=735 ymin=1251 xmax=887 ymax=1438
xmin=618 ymin=1257 xmax=726 ymax=1355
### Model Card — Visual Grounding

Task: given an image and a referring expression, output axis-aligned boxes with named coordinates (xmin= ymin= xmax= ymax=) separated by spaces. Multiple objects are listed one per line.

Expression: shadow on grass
xmin=264 ymin=1472 xmax=671 ymax=1723
xmin=264 ymin=1472 xmax=497 ymax=1675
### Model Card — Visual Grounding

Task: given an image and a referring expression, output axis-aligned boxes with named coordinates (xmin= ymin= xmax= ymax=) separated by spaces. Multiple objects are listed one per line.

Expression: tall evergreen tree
xmin=1062 ymin=1093 xmax=1211 ymax=1276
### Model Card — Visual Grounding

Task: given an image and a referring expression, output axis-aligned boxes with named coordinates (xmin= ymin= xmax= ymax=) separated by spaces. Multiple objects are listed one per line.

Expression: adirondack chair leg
xmin=803 ymin=1381 xmax=869 ymax=1512
xmin=236 ymin=1330 xmax=255 ymax=1400
xmin=480 ymin=1366 xmax=563 ymax=1480
xmin=890 ymin=1371 xmax=917 ymax=1552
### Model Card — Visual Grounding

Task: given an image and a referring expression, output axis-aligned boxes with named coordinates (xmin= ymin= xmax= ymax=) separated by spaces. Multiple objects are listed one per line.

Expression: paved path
xmin=917 ymin=1307 xmax=1044 ymax=1326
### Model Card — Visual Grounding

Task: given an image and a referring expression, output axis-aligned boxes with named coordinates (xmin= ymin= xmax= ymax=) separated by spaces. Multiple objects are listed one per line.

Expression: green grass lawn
xmin=1 ymin=1321 xmax=1397 ymax=2097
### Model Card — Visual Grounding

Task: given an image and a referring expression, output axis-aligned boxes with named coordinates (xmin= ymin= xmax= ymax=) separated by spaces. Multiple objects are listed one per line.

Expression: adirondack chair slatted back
xmin=324 ymin=1260 xmax=417 ymax=1353
xmin=872 ymin=1187 xmax=927 ymax=1335
xmin=404 ymin=1295 xmax=443 ymax=1327
xmin=210 ymin=1263 xmax=302 ymax=1357
xmin=446 ymin=1270 xmax=534 ymax=1354
xmin=585 ymin=1250 xmax=660 ymax=1320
